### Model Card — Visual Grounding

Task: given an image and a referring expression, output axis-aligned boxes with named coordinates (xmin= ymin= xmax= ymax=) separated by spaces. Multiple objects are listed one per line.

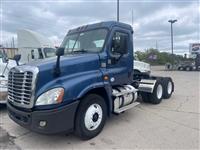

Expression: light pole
xmin=117 ymin=0 xmax=119 ymax=22
xmin=168 ymin=19 xmax=177 ymax=55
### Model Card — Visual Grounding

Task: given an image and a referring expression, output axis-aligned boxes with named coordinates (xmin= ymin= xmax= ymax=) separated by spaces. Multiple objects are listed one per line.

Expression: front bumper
xmin=7 ymin=101 xmax=79 ymax=134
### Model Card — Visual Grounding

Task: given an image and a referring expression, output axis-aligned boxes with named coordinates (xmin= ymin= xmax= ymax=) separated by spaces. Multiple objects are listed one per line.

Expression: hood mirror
xmin=13 ymin=54 xmax=21 ymax=66
xmin=56 ymin=47 xmax=64 ymax=56
xmin=54 ymin=47 xmax=64 ymax=77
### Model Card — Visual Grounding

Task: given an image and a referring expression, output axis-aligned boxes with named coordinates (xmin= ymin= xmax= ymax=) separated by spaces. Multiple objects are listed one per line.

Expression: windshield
xmin=61 ymin=28 xmax=107 ymax=54
xmin=43 ymin=48 xmax=56 ymax=58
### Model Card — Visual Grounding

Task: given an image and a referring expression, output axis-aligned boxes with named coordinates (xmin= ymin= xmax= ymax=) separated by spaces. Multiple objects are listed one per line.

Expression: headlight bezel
xmin=35 ymin=87 xmax=65 ymax=106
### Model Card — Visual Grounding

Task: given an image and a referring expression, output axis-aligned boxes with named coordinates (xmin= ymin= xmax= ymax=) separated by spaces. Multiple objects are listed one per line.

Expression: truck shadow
xmin=1 ymin=101 xmax=155 ymax=149
xmin=0 ymin=104 xmax=7 ymax=111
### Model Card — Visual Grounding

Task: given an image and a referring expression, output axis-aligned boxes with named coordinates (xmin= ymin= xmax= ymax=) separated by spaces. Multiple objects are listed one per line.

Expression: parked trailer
xmin=175 ymin=55 xmax=200 ymax=71
xmin=7 ymin=21 xmax=174 ymax=140
xmin=166 ymin=43 xmax=200 ymax=71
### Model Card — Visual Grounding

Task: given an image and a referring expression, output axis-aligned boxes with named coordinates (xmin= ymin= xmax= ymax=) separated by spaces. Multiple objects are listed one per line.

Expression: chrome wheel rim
xmin=167 ymin=81 xmax=172 ymax=94
xmin=84 ymin=103 xmax=103 ymax=131
xmin=157 ymin=84 xmax=163 ymax=99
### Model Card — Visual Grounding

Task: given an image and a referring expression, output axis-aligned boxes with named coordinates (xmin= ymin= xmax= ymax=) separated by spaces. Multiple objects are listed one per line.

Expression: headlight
xmin=35 ymin=88 xmax=64 ymax=106
xmin=0 ymin=80 xmax=8 ymax=87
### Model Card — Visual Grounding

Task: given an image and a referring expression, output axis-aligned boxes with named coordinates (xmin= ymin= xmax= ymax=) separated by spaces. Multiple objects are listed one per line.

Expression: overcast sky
xmin=1 ymin=0 xmax=199 ymax=54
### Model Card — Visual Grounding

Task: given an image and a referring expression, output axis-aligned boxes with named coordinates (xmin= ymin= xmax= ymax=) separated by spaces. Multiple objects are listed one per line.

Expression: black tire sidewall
xmin=149 ymin=79 xmax=163 ymax=104
xmin=75 ymin=94 xmax=107 ymax=140
xmin=141 ymin=92 xmax=150 ymax=103
xmin=186 ymin=67 xmax=190 ymax=71
xmin=162 ymin=77 xmax=174 ymax=99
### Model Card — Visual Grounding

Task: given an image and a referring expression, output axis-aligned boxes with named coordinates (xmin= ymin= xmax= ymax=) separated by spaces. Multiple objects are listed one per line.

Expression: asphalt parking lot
xmin=0 ymin=66 xmax=199 ymax=149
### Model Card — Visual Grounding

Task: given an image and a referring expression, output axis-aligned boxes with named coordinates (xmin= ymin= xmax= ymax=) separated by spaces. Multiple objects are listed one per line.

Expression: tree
xmin=135 ymin=48 xmax=186 ymax=65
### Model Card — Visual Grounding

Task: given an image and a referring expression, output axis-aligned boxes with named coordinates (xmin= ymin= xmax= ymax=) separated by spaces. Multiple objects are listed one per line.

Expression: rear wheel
xmin=179 ymin=67 xmax=184 ymax=71
xmin=186 ymin=66 xmax=191 ymax=71
xmin=162 ymin=77 xmax=174 ymax=99
xmin=148 ymin=79 xmax=163 ymax=104
xmin=141 ymin=92 xmax=150 ymax=103
xmin=75 ymin=94 xmax=107 ymax=140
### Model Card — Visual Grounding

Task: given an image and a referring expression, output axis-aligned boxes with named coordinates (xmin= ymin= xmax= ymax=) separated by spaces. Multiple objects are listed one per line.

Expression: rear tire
xmin=186 ymin=66 xmax=191 ymax=71
xmin=75 ymin=94 xmax=107 ymax=140
xmin=179 ymin=67 xmax=184 ymax=71
xmin=162 ymin=77 xmax=174 ymax=99
xmin=141 ymin=92 xmax=150 ymax=103
xmin=148 ymin=79 xmax=163 ymax=104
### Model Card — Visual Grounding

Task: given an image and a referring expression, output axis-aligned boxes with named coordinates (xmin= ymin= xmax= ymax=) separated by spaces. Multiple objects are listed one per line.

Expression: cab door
xmin=106 ymin=27 xmax=133 ymax=85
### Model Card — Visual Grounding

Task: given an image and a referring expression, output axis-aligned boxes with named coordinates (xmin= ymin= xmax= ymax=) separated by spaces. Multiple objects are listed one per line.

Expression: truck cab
xmin=17 ymin=29 xmax=56 ymax=63
xmin=7 ymin=21 xmax=174 ymax=140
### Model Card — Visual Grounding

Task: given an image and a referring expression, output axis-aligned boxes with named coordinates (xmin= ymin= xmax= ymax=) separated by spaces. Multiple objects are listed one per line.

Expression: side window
xmin=38 ymin=48 xmax=44 ymax=59
xmin=111 ymin=32 xmax=128 ymax=55
xmin=67 ymin=40 xmax=76 ymax=51
xmin=31 ymin=50 xmax=35 ymax=59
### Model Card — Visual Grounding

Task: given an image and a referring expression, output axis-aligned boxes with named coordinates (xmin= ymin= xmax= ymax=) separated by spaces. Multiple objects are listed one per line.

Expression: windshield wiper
xmin=73 ymin=49 xmax=88 ymax=53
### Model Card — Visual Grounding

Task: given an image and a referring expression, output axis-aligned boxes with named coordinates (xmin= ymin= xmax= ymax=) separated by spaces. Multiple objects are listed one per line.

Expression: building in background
xmin=189 ymin=43 xmax=200 ymax=57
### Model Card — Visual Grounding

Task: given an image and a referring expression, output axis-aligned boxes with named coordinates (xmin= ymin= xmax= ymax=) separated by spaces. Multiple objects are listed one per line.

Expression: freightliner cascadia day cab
xmin=7 ymin=21 xmax=174 ymax=140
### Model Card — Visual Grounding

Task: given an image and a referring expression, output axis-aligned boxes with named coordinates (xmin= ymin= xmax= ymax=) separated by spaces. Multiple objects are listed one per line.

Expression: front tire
xmin=75 ymin=94 xmax=107 ymax=140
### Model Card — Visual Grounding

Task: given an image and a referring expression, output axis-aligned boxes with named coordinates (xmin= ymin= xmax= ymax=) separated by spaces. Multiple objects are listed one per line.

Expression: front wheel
xmin=75 ymin=94 xmax=107 ymax=140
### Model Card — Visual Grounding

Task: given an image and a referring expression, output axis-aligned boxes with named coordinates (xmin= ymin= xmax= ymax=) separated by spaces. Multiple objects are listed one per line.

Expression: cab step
xmin=114 ymin=102 xmax=140 ymax=114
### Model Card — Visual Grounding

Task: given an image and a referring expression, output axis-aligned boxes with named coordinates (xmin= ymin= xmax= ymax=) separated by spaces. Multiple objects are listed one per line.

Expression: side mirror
xmin=56 ymin=47 xmax=64 ymax=56
xmin=13 ymin=54 xmax=21 ymax=66
xmin=112 ymin=35 xmax=127 ymax=55
xmin=5 ymin=57 xmax=9 ymax=62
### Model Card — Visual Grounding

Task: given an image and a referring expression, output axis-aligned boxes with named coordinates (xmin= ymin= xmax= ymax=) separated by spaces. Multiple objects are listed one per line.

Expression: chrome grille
xmin=7 ymin=66 xmax=39 ymax=108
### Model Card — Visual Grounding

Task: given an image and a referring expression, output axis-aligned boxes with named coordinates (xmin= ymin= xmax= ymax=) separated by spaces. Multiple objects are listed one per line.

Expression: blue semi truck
xmin=7 ymin=21 xmax=174 ymax=140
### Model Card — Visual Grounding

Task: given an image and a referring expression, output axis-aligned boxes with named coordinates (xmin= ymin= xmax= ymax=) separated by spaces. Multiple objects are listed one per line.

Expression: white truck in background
xmin=17 ymin=29 xmax=56 ymax=63
xmin=0 ymin=30 xmax=56 ymax=105
xmin=134 ymin=59 xmax=150 ymax=74
xmin=0 ymin=50 xmax=18 ymax=104
xmin=133 ymin=54 xmax=151 ymax=79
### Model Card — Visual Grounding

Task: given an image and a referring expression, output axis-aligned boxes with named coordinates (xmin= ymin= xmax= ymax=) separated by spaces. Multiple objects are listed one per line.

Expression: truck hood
xmin=27 ymin=53 xmax=101 ymax=92
xmin=27 ymin=53 xmax=99 ymax=70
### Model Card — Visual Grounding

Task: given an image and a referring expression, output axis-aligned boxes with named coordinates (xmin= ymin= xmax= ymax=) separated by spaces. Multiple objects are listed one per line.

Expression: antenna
xmin=12 ymin=37 xmax=15 ymax=48
xmin=156 ymin=40 xmax=158 ymax=50
xmin=117 ymin=0 xmax=119 ymax=22
xmin=132 ymin=10 xmax=134 ymax=27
